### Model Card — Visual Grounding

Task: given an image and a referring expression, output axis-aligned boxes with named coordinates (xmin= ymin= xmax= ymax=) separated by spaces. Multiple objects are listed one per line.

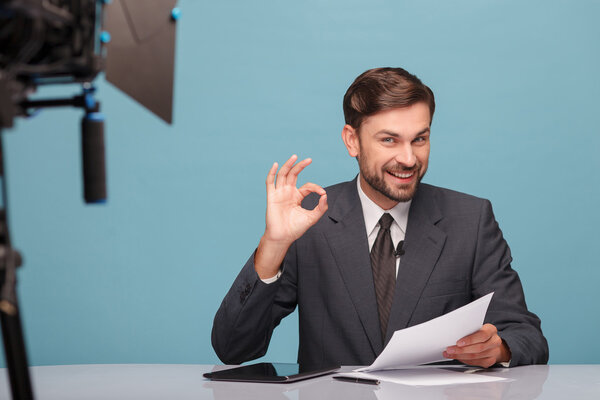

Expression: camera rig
xmin=0 ymin=1 xmax=179 ymax=398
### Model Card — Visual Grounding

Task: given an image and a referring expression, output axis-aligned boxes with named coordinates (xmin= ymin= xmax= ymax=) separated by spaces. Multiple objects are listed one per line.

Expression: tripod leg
xmin=0 ymin=131 xmax=35 ymax=400
xmin=0 ymin=301 xmax=35 ymax=400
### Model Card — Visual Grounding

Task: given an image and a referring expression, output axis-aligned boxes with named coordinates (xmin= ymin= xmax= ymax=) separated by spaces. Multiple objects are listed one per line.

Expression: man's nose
xmin=394 ymin=144 xmax=416 ymax=167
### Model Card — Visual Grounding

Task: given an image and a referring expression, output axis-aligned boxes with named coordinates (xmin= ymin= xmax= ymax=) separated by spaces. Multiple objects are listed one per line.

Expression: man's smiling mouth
xmin=387 ymin=170 xmax=414 ymax=179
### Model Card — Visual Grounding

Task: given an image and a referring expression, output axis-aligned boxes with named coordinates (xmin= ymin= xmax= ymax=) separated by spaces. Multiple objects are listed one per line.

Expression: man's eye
xmin=382 ymin=137 xmax=394 ymax=143
xmin=413 ymin=136 xmax=426 ymax=143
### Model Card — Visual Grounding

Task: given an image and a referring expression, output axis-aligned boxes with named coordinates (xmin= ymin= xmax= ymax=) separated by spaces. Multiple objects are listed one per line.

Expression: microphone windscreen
xmin=81 ymin=113 xmax=107 ymax=203
xmin=394 ymin=240 xmax=405 ymax=257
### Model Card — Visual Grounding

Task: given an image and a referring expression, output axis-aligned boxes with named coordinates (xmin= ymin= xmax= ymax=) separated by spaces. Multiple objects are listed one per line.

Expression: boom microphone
xmin=81 ymin=112 xmax=106 ymax=203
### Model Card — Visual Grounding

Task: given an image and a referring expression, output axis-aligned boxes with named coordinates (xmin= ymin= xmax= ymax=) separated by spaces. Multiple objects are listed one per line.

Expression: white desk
xmin=1 ymin=364 xmax=599 ymax=399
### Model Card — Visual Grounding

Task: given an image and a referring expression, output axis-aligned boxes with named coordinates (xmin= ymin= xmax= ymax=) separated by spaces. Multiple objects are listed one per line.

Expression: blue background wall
xmin=1 ymin=0 xmax=599 ymax=367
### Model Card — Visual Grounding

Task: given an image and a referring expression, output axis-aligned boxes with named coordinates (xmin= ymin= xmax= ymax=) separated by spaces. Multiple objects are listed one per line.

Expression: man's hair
xmin=343 ymin=67 xmax=435 ymax=130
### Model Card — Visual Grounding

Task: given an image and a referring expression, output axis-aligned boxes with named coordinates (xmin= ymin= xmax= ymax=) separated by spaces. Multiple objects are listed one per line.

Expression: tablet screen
xmin=203 ymin=362 xmax=339 ymax=383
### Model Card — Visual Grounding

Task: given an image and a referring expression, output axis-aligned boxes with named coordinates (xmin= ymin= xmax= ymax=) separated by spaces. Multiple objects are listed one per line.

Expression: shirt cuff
xmin=260 ymin=269 xmax=282 ymax=284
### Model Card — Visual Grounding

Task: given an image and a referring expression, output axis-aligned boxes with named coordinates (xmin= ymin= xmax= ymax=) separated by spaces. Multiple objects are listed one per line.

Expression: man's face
xmin=342 ymin=102 xmax=431 ymax=210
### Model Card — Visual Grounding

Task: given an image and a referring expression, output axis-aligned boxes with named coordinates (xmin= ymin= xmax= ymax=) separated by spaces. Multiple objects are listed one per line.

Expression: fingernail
xmin=458 ymin=340 xmax=466 ymax=346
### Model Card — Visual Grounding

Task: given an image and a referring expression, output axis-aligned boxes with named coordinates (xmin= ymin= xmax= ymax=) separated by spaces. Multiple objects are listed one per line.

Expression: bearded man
xmin=211 ymin=67 xmax=549 ymax=368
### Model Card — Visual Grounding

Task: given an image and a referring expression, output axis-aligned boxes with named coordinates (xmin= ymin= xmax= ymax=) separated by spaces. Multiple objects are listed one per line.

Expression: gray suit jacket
xmin=212 ymin=179 xmax=548 ymax=367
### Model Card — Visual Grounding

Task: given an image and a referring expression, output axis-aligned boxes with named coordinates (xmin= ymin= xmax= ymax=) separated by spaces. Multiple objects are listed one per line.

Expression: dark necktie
xmin=370 ymin=213 xmax=396 ymax=342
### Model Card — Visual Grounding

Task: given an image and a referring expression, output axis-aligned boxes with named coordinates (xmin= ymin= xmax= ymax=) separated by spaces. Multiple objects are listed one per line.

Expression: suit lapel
xmin=385 ymin=184 xmax=447 ymax=344
xmin=324 ymin=179 xmax=384 ymax=356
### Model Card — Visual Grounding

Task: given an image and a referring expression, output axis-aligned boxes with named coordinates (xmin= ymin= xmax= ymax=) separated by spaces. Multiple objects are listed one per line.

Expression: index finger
xmin=457 ymin=324 xmax=496 ymax=347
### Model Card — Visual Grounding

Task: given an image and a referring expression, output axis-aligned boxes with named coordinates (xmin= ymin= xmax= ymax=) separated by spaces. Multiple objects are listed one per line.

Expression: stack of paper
xmin=335 ymin=293 xmax=508 ymax=386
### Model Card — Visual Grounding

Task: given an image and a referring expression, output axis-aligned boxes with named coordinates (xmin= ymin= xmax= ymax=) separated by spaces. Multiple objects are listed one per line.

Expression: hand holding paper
xmin=357 ymin=292 xmax=495 ymax=372
xmin=444 ymin=323 xmax=511 ymax=368
xmin=337 ymin=293 xmax=509 ymax=386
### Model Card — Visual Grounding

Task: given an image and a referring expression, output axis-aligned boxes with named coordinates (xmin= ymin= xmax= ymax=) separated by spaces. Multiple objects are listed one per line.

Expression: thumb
xmin=307 ymin=193 xmax=328 ymax=224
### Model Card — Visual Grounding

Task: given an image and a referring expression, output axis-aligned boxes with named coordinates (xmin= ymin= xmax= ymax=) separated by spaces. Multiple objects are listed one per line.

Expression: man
xmin=212 ymin=67 xmax=548 ymax=368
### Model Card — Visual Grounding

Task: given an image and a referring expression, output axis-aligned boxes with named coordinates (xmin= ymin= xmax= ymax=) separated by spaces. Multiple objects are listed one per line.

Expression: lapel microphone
xmin=394 ymin=240 xmax=405 ymax=258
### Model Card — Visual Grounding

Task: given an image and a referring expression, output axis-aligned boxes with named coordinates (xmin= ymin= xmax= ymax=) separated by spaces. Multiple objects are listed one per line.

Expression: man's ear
xmin=341 ymin=124 xmax=359 ymax=157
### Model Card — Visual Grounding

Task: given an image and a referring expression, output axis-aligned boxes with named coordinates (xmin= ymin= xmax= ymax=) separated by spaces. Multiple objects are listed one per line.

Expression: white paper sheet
xmin=357 ymin=292 xmax=494 ymax=372
xmin=337 ymin=368 xmax=507 ymax=386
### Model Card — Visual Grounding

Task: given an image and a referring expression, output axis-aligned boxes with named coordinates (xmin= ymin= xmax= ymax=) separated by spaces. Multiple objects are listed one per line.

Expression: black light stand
xmin=0 ymin=3 xmax=178 ymax=398
xmin=0 ymin=130 xmax=34 ymax=400
xmin=0 ymin=85 xmax=105 ymax=400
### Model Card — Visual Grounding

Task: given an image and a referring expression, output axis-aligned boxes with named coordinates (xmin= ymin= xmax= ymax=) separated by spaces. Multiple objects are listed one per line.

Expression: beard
xmin=358 ymin=156 xmax=426 ymax=203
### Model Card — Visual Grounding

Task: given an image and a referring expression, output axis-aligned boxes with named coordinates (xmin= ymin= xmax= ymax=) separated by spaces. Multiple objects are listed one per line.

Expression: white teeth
xmin=390 ymin=171 xmax=413 ymax=179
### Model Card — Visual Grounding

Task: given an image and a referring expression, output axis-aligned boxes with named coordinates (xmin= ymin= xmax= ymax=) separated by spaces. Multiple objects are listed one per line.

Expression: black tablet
xmin=203 ymin=362 xmax=340 ymax=383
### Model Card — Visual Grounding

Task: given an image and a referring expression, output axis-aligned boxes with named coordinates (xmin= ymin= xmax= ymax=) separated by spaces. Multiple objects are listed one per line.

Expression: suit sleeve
xmin=211 ymin=244 xmax=299 ymax=364
xmin=472 ymin=199 xmax=549 ymax=366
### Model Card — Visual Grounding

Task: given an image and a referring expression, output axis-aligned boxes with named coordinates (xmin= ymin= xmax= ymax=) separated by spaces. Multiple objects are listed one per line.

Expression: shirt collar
xmin=356 ymin=175 xmax=411 ymax=236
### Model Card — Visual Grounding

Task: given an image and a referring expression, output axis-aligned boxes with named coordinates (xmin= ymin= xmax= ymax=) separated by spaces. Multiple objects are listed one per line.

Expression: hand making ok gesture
xmin=255 ymin=155 xmax=328 ymax=279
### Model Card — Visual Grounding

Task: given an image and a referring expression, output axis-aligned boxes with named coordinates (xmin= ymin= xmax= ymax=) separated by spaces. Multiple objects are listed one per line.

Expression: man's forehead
xmin=359 ymin=104 xmax=432 ymax=134
xmin=374 ymin=127 xmax=430 ymax=137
